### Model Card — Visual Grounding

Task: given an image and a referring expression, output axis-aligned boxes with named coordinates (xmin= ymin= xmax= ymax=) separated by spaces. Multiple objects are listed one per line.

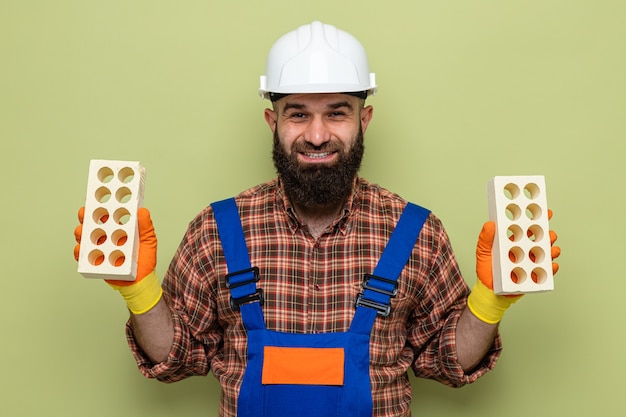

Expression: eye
xmin=287 ymin=112 xmax=307 ymax=120
xmin=329 ymin=105 xmax=353 ymax=117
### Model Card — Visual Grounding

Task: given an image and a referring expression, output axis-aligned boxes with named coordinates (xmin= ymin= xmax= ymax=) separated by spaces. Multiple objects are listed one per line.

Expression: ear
xmin=264 ymin=108 xmax=277 ymax=133
xmin=360 ymin=105 xmax=374 ymax=133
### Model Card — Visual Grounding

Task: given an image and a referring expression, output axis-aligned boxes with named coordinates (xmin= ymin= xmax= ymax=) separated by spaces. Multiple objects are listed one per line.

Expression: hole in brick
xmin=507 ymin=225 xmax=523 ymax=242
xmin=115 ymin=187 xmax=133 ymax=203
xmin=92 ymin=207 xmax=110 ymax=224
xmin=95 ymin=186 xmax=112 ymax=203
xmin=113 ymin=208 xmax=131 ymax=225
xmin=503 ymin=183 xmax=520 ymax=200
xmin=109 ymin=250 xmax=126 ymax=267
xmin=527 ymin=224 xmax=544 ymax=242
xmin=88 ymin=249 xmax=105 ymax=266
xmin=531 ymin=267 xmax=548 ymax=284
xmin=112 ymin=229 xmax=128 ymax=246
xmin=505 ymin=204 xmax=521 ymax=221
xmin=529 ymin=246 xmax=545 ymax=263
xmin=510 ymin=267 xmax=527 ymax=284
xmin=508 ymin=246 xmax=525 ymax=263
xmin=90 ymin=228 xmax=107 ymax=245
xmin=97 ymin=167 xmax=114 ymax=183
xmin=524 ymin=182 xmax=541 ymax=199
xmin=118 ymin=167 xmax=135 ymax=184
xmin=525 ymin=203 xmax=542 ymax=220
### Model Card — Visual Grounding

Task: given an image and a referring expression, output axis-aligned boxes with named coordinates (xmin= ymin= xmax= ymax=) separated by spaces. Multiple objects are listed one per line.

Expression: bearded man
xmin=74 ymin=21 xmax=559 ymax=417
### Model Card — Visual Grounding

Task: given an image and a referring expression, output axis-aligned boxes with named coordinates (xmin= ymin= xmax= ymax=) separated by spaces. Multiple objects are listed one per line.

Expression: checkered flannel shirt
xmin=126 ymin=177 xmax=501 ymax=417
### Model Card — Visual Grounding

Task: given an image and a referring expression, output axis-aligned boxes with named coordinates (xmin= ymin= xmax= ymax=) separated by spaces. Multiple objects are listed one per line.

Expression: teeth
xmin=305 ymin=152 xmax=331 ymax=159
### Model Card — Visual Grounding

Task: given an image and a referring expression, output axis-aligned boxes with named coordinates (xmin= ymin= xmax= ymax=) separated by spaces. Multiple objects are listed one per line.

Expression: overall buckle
xmin=361 ymin=273 xmax=398 ymax=297
xmin=354 ymin=274 xmax=398 ymax=317
xmin=230 ymin=289 xmax=264 ymax=311
xmin=225 ymin=266 xmax=260 ymax=289
xmin=225 ymin=267 xmax=263 ymax=310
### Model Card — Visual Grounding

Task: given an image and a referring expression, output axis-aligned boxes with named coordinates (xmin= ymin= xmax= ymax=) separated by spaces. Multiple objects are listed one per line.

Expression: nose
xmin=304 ymin=116 xmax=330 ymax=147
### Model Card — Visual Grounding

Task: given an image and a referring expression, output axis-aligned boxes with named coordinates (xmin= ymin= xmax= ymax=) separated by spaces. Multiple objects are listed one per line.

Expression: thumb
xmin=476 ymin=221 xmax=495 ymax=259
xmin=137 ymin=207 xmax=157 ymax=252
xmin=476 ymin=221 xmax=496 ymax=290
xmin=136 ymin=207 xmax=157 ymax=280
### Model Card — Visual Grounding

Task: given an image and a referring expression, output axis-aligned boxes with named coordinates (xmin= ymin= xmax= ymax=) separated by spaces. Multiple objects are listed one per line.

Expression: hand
xmin=476 ymin=209 xmax=560 ymax=292
xmin=74 ymin=206 xmax=162 ymax=314
xmin=475 ymin=221 xmax=523 ymax=300
xmin=74 ymin=207 xmax=157 ymax=285
xmin=468 ymin=210 xmax=561 ymax=324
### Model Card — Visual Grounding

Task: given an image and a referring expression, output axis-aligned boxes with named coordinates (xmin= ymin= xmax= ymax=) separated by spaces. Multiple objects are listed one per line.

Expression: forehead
xmin=277 ymin=93 xmax=359 ymax=112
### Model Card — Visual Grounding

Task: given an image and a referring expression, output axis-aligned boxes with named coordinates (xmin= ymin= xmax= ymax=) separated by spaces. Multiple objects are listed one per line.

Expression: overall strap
xmin=211 ymin=198 xmax=265 ymax=330
xmin=351 ymin=202 xmax=431 ymax=335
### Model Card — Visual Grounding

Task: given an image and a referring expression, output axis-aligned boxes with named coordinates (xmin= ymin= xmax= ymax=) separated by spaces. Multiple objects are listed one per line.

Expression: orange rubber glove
xmin=74 ymin=207 xmax=162 ymax=314
xmin=467 ymin=210 xmax=560 ymax=324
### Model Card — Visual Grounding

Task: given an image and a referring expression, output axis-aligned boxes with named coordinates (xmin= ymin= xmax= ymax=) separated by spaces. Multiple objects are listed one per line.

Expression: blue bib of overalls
xmin=212 ymin=198 xmax=430 ymax=417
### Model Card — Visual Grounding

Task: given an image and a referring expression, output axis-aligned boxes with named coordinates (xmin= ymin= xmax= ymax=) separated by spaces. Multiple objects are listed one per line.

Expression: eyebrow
xmin=282 ymin=100 xmax=354 ymax=113
xmin=282 ymin=102 xmax=306 ymax=112
xmin=328 ymin=101 xmax=354 ymax=110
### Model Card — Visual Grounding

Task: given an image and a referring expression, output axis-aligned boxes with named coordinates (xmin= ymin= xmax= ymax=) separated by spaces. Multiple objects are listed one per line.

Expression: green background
xmin=1 ymin=0 xmax=624 ymax=416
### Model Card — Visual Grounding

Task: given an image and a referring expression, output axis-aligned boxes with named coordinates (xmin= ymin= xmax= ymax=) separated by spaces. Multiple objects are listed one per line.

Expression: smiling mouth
xmin=303 ymin=152 xmax=333 ymax=159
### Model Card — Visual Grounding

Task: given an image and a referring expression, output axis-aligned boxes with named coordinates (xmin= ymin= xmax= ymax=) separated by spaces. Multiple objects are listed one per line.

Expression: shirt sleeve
xmin=125 ymin=211 xmax=223 ymax=382
xmin=408 ymin=216 xmax=502 ymax=387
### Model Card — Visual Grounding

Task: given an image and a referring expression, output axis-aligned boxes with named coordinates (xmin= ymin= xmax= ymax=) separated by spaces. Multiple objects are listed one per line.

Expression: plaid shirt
xmin=126 ymin=178 xmax=501 ymax=417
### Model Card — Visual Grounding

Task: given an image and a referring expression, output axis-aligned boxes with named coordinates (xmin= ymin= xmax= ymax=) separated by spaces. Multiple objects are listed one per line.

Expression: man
xmin=75 ymin=21 xmax=559 ymax=417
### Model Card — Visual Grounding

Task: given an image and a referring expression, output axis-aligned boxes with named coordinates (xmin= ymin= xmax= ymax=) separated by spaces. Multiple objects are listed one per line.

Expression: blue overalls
xmin=211 ymin=198 xmax=430 ymax=417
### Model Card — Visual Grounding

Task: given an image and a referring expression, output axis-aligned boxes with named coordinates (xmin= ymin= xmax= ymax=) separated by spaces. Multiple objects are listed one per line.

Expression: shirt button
xmin=315 ymin=284 xmax=321 ymax=291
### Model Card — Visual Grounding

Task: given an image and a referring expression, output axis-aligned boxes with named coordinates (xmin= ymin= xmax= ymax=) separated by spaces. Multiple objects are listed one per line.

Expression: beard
xmin=272 ymin=128 xmax=364 ymax=208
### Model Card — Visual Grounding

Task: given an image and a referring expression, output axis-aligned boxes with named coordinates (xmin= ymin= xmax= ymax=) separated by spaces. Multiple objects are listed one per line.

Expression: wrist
xmin=109 ymin=270 xmax=163 ymax=314
xmin=467 ymin=280 xmax=520 ymax=324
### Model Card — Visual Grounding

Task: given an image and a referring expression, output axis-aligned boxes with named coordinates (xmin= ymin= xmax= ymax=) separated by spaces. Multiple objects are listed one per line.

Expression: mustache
xmin=290 ymin=140 xmax=344 ymax=154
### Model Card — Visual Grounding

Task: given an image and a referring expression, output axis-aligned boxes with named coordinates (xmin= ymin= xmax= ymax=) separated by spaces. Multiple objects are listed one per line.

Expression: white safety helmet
xmin=259 ymin=21 xmax=377 ymax=101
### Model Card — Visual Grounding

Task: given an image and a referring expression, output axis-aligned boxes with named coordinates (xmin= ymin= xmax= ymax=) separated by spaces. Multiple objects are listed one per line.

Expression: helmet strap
xmin=269 ymin=91 xmax=368 ymax=102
